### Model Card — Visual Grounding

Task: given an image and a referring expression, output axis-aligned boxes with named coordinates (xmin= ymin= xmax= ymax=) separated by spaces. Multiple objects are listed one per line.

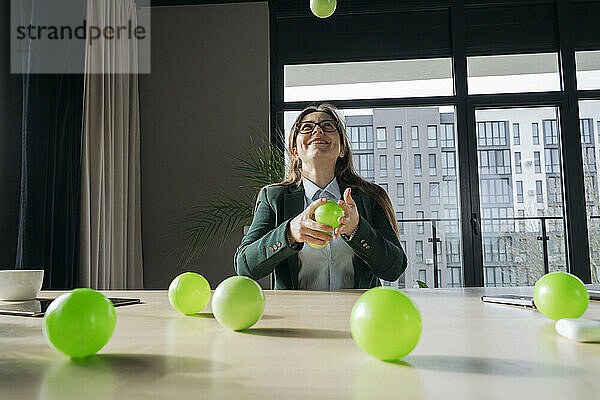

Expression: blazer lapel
xmin=284 ymin=183 xmax=304 ymax=289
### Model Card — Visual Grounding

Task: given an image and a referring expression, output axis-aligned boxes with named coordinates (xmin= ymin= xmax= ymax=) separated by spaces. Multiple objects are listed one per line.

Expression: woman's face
xmin=294 ymin=111 xmax=344 ymax=168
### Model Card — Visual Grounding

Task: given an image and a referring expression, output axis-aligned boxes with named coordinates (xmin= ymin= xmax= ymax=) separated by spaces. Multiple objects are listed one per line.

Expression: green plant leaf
xmin=414 ymin=280 xmax=429 ymax=288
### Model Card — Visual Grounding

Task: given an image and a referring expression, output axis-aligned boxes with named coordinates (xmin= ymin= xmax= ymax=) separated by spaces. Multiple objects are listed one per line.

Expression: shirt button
xmin=276 ymin=241 xmax=282 ymax=247
xmin=269 ymin=246 xmax=274 ymax=252
xmin=366 ymin=245 xmax=371 ymax=250
xmin=360 ymin=239 xmax=366 ymax=244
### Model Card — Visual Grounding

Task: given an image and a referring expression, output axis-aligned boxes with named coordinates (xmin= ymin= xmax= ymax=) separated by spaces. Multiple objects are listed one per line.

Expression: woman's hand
xmin=288 ymin=198 xmax=335 ymax=247
xmin=333 ymin=188 xmax=360 ymax=239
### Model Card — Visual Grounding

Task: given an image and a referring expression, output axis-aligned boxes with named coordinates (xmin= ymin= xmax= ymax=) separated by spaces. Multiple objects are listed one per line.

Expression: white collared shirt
xmin=297 ymin=177 xmax=354 ymax=290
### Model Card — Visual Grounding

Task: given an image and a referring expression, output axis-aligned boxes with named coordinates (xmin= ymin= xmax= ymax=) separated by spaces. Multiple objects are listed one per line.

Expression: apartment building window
xmin=379 ymin=155 xmax=387 ymax=177
xmin=416 ymin=211 xmax=424 ymax=234
xmin=349 ymin=126 xmax=374 ymax=150
xmin=394 ymin=155 xmax=402 ymax=177
xmin=416 ymin=241 xmax=424 ymax=263
xmin=440 ymin=123 xmax=454 ymax=147
xmin=395 ymin=126 xmax=402 ymax=148
xmin=380 ymin=183 xmax=388 ymax=192
xmin=478 ymin=150 xmax=511 ymax=174
xmin=544 ymin=149 xmax=560 ymax=173
xmin=536 ymin=180 xmax=543 ymax=203
xmin=442 ymin=152 xmax=456 ymax=176
xmin=532 ymin=122 xmax=540 ymax=145
xmin=598 ymin=121 xmax=600 ymax=144
xmin=515 ymin=152 xmax=522 ymax=174
xmin=480 ymin=178 xmax=511 ymax=204
xmin=516 ymin=181 xmax=524 ymax=203
xmin=414 ymin=183 xmax=421 ymax=205
xmin=429 ymin=154 xmax=437 ymax=176
xmin=414 ymin=154 xmax=422 ymax=176
xmin=547 ymin=176 xmax=562 ymax=203
xmin=396 ymin=211 xmax=404 ymax=234
xmin=583 ymin=147 xmax=596 ymax=173
xmin=580 ymin=119 xmax=593 ymax=144
xmin=397 ymin=183 xmax=405 ymax=206
xmin=513 ymin=123 xmax=520 ymax=145
xmin=441 ymin=180 xmax=458 ymax=204
xmin=517 ymin=209 xmax=525 ymax=231
xmin=543 ymin=119 xmax=559 ymax=145
xmin=446 ymin=239 xmax=460 ymax=264
xmin=354 ymin=154 xmax=374 ymax=178
xmin=418 ymin=269 xmax=426 ymax=282
xmin=411 ymin=126 xmax=419 ymax=148
xmin=427 ymin=125 xmax=438 ymax=147
xmin=534 ymin=151 xmax=541 ymax=173
xmin=430 ymin=182 xmax=440 ymax=205
xmin=476 ymin=121 xmax=508 ymax=146
xmin=377 ymin=127 xmax=387 ymax=149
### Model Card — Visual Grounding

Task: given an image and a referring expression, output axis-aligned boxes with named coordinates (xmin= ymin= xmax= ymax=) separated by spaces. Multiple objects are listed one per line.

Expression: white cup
xmin=0 ymin=270 xmax=45 ymax=301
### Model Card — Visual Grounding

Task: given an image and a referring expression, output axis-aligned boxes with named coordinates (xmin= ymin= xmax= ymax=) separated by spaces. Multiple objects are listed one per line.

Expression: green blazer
xmin=234 ymin=183 xmax=407 ymax=290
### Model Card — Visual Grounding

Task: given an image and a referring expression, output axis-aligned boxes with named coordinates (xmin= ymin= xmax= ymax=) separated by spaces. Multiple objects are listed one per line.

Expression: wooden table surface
xmin=1 ymin=287 xmax=600 ymax=399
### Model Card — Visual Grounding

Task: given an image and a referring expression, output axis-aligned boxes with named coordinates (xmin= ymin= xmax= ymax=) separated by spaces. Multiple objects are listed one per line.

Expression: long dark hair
xmin=276 ymin=103 xmax=399 ymax=238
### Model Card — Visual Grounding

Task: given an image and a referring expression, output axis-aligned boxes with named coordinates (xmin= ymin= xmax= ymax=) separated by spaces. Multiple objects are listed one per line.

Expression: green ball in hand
xmin=310 ymin=0 xmax=337 ymax=18
xmin=168 ymin=272 xmax=211 ymax=315
xmin=350 ymin=287 xmax=422 ymax=361
xmin=533 ymin=271 xmax=589 ymax=320
xmin=43 ymin=289 xmax=116 ymax=359
xmin=308 ymin=200 xmax=344 ymax=249
xmin=212 ymin=276 xmax=265 ymax=331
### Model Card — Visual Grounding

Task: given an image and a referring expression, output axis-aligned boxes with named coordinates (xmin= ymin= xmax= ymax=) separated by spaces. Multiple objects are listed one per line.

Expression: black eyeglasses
xmin=296 ymin=120 xmax=339 ymax=134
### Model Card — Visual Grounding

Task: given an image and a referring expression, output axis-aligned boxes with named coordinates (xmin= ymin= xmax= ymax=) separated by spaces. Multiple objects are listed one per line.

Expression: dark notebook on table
xmin=0 ymin=297 xmax=141 ymax=317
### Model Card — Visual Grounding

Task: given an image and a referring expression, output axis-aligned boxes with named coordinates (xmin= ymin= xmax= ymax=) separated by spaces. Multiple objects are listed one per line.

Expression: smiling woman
xmin=234 ymin=104 xmax=407 ymax=290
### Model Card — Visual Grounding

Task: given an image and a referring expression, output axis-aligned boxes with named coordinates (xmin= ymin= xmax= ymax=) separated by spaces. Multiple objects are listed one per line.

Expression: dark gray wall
xmin=139 ymin=2 xmax=270 ymax=289
xmin=0 ymin=1 xmax=22 ymax=269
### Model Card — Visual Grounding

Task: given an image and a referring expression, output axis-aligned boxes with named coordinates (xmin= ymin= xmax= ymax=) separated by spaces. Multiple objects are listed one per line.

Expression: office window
xmin=427 ymin=125 xmax=438 ymax=147
xmin=395 ymin=126 xmax=402 ymax=148
xmin=379 ymin=155 xmax=387 ymax=177
xmin=545 ymin=149 xmax=560 ymax=173
xmin=534 ymin=151 xmax=541 ymax=173
xmin=413 ymin=183 xmax=421 ymax=205
xmin=416 ymin=241 xmax=424 ymax=263
xmin=536 ymin=180 xmax=543 ymax=203
xmin=476 ymin=121 xmax=508 ymax=146
xmin=396 ymin=211 xmax=404 ymax=235
xmin=543 ymin=119 xmax=559 ymax=145
xmin=532 ymin=123 xmax=540 ymax=145
xmin=430 ymin=182 xmax=440 ymax=205
xmin=515 ymin=152 xmax=522 ymax=174
xmin=411 ymin=126 xmax=419 ymax=148
xmin=416 ymin=211 xmax=424 ymax=234
xmin=513 ymin=123 xmax=520 ymax=145
xmin=414 ymin=154 xmax=422 ymax=176
xmin=441 ymin=180 xmax=457 ymax=204
xmin=429 ymin=154 xmax=437 ymax=176
xmin=394 ymin=155 xmax=402 ymax=177
xmin=440 ymin=123 xmax=454 ymax=147
xmin=397 ymin=183 xmax=405 ymax=206
xmin=442 ymin=152 xmax=456 ymax=176
xmin=516 ymin=181 xmax=523 ymax=203
xmin=377 ymin=127 xmax=387 ymax=149
xmin=580 ymin=119 xmax=593 ymax=145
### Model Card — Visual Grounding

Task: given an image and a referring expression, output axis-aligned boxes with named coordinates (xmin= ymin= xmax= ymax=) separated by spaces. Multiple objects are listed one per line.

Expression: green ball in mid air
xmin=168 ymin=272 xmax=211 ymax=315
xmin=43 ymin=289 xmax=117 ymax=359
xmin=308 ymin=200 xmax=344 ymax=249
xmin=310 ymin=0 xmax=337 ymax=18
xmin=533 ymin=272 xmax=589 ymax=320
xmin=212 ymin=276 xmax=265 ymax=331
xmin=350 ymin=287 xmax=422 ymax=361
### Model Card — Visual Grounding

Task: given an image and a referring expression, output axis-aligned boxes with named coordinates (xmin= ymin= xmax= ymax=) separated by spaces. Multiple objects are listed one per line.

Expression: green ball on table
xmin=168 ymin=272 xmax=212 ymax=315
xmin=533 ymin=271 xmax=589 ymax=320
xmin=43 ymin=288 xmax=116 ymax=359
xmin=350 ymin=287 xmax=422 ymax=361
xmin=310 ymin=0 xmax=337 ymax=18
xmin=307 ymin=200 xmax=344 ymax=249
xmin=212 ymin=276 xmax=265 ymax=331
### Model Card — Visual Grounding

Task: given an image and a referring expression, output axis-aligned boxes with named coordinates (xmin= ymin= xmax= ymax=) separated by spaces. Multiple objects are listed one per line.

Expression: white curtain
xmin=80 ymin=0 xmax=144 ymax=289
